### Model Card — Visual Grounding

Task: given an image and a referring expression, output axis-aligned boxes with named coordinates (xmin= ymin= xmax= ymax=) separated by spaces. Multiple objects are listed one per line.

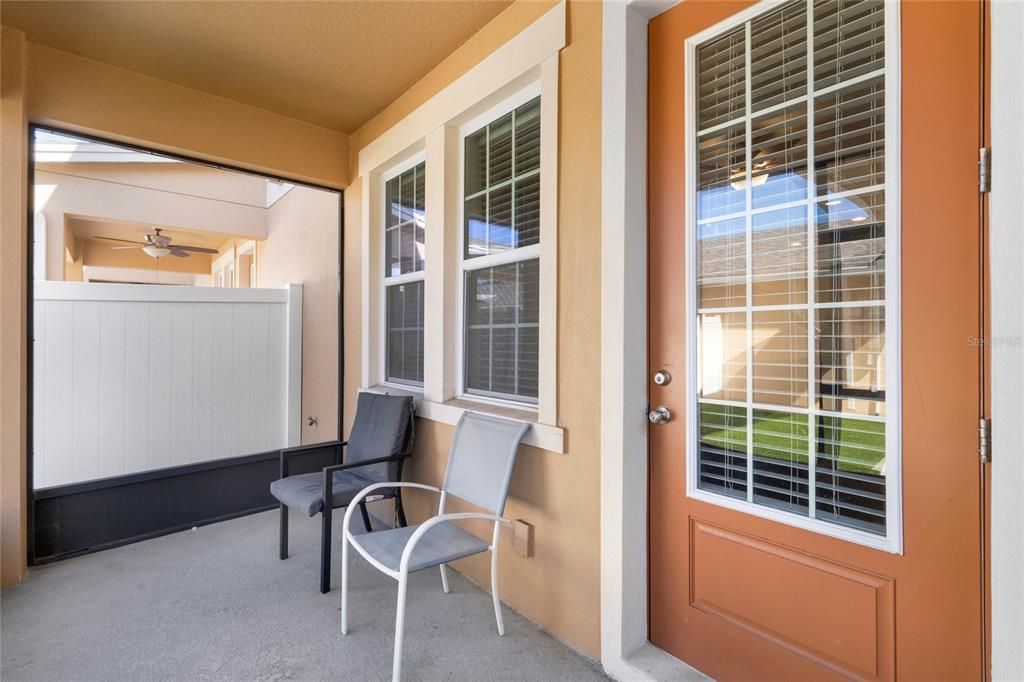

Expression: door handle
xmin=648 ymin=405 xmax=672 ymax=425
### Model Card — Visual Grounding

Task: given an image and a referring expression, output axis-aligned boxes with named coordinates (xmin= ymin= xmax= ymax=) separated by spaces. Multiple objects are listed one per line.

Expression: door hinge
xmin=979 ymin=147 xmax=991 ymax=193
xmin=979 ymin=418 xmax=991 ymax=463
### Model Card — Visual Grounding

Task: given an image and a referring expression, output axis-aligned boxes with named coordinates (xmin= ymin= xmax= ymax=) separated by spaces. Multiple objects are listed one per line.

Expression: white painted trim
xmin=423 ymin=126 xmax=461 ymax=404
xmin=680 ymin=0 xmax=901 ymax=554
xmin=361 ymin=170 xmax=382 ymax=389
xmin=462 ymin=244 xmax=542 ymax=271
xmin=33 ymin=280 xmax=290 ymax=303
xmin=357 ymin=1 xmax=566 ymax=176
xmin=600 ymin=2 xmax=693 ymax=680
xmin=362 ymin=384 xmax=564 ymax=454
xmin=990 ymin=0 xmax=1024 ymax=678
xmin=285 ymin=283 xmax=303 ymax=447
xmin=537 ymin=54 xmax=559 ymax=425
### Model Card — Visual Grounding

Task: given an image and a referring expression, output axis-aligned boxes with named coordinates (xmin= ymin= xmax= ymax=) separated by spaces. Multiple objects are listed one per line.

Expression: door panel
xmin=648 ymin=1 xmax=984 ymax=680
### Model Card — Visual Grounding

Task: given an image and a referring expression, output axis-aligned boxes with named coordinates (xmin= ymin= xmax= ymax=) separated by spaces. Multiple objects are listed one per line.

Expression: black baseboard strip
xmin=31 ymin=445 xmax=338 ymax=564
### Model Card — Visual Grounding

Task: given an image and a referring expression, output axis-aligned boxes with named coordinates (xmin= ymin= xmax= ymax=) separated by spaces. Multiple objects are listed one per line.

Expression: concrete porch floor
xmin=1 ymin=509 xmax=605 ymax=681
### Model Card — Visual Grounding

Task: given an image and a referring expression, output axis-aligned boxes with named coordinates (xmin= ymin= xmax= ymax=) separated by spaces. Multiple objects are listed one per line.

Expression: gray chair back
xmin=441 ymin=412 xmax=530 ymax=515
xmin=346 ymin=392 xmax=414 ymax=482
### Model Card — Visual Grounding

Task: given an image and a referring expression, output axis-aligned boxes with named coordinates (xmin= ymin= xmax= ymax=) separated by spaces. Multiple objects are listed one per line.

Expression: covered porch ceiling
xmin=0 ymin=0 xmax=514 ymax=133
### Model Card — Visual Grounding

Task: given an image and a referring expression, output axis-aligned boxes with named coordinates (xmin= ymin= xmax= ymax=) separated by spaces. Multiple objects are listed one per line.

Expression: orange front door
xmin=648 ymin=1 xmax=986 ymax=680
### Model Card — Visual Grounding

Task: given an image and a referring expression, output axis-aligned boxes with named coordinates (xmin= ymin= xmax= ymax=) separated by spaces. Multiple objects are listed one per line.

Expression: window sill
xmin=362 ymin=385 xmax=565 ymax=454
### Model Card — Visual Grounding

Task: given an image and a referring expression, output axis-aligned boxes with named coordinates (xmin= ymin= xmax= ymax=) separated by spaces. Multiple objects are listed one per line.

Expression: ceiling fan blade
xmin=169 ymin=248 xmax=190 ymax=258
xmin=173 ymin=244 xmax=219 ymax=254
xmin=96 ymin=236 xmax=147 ymax=245
xmin=111 ymin=245 xmax=144 ymax=250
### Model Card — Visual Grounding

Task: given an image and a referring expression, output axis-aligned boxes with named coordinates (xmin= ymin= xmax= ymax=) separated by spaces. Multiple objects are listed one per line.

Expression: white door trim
xmin=990 ymin=0 xmax=1024 ymax=678
xmin=600 ymin=1 xmax=708 ymax=680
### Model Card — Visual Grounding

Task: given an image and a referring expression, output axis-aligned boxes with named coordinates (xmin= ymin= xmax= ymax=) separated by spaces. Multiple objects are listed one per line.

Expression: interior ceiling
xmin=69 ymin=217 xmax=227 ymax=251
xmin=1 ymin=0 xmax=512 ymax=133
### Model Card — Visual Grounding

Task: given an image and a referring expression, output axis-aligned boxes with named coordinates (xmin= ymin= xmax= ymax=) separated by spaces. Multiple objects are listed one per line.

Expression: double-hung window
xmin=688 ymin=0 xmax=897 ymax=546
xmin=461 ymin=96 xmax=542 ymax=404
xmin=361 ymin=27 xmax=560 ymax=451
xmin=383 ymin=161 xmax=426 ymax=386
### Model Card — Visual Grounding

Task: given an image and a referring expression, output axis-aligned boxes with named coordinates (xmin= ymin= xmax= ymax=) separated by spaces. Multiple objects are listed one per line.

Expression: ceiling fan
xmin=96 ymin=228 xmax=219 ymax=259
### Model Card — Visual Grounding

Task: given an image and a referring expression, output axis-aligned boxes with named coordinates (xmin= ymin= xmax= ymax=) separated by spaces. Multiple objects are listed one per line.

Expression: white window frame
xmin=682 ymin=0 xmax=903 ymax=553
xmin=358 ymin=2 xmax=564 ymax=453
xmin=379 ymin=152 xmax=428 ymax=388
xmin=456 ymin=84 xmax=543 ymax=409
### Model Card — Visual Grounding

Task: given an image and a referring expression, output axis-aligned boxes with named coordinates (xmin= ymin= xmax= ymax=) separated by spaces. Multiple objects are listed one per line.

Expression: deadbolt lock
xmin=653 ymin=370 xmax=672 ymax=386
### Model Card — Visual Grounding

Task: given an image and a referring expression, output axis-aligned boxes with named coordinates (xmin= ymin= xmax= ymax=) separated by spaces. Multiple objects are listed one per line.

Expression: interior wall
xmin=343 ymin=0 xmax=603 ymax=658
xmin=1 ymin=26 xmax=351 ymax=587
xmin=259 ymin=185 xmax=340 ymax=445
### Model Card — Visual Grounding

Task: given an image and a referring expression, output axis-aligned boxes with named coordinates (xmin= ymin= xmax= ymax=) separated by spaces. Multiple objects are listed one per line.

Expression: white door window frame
xmin=682 ymin=0 xmax=902 ymax=554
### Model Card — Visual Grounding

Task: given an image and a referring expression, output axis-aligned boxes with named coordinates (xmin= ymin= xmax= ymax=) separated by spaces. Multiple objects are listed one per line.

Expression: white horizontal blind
xmin=463 ymin=97 xmax=541 ymax=403
xmin=384 ymin=161 xmax=426 ymax=386
xmin=694 ymin=0 xmax=890 ymax=537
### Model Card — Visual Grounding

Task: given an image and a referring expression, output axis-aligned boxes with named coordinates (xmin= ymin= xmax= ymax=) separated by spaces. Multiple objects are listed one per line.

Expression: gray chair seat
xmin=352 ymin=521 xmax=490 ymax=573
xmin=271 ymin=469 xmax=390 ymax=517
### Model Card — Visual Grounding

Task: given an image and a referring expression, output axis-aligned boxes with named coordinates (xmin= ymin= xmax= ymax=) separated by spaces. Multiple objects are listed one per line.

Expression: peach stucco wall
xmin=343 ymin=0 xmax=603 ymax=658
xmin=258 ymin=185 xmax=341 ymax=445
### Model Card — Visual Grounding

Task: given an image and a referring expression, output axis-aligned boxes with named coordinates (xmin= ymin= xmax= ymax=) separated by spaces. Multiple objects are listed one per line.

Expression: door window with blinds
xmin=462 ymin=96 xmax=541 ymax=404
xmin=384 ymin=161 xmax=426 ymax=386
xmin=688 ymin=0 xmax=897 ymax=546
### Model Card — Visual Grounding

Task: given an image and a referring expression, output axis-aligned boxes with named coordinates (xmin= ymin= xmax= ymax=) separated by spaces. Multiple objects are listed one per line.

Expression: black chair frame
xmin=277 ymin=410 xmax=414 ymax=593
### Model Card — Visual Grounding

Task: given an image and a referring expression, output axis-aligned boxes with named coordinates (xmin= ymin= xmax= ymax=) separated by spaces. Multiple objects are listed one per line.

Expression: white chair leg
xmin=392 ymin=572 xmax=409 ymax=682
xmin=491 ymin=548 xmax=505 ymax=636
xmin=440 ymin=563 xmax=450 ymax=594
xmin=341 ymin=532 xmax=349 ymax=635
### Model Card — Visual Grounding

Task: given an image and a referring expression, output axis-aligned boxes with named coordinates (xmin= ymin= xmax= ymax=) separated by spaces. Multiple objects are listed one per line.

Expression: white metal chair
xmin=340 ymin=411 xmax=530 ymax=681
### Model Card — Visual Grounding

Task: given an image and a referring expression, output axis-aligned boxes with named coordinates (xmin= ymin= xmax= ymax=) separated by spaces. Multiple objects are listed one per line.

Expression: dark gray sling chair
xmin=271 ymin=392 xmax=414 ymax=593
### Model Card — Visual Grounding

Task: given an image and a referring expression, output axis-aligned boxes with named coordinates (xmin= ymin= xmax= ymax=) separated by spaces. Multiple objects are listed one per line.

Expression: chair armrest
xmin=342 ymin=482 xmax=442 ymax=539
xmin=321 ymin=452 xmax=408 ymax=476
xmin=323 ymin=453 xmax=411 ymax=509
xmin=278 ymin=440 xmax=345 ymax=478
xmin=398 ymin=512 xmax=510 ymax=573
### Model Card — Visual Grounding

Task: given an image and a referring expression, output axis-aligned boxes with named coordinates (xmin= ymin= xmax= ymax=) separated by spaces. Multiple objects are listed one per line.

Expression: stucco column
xmin=1 ymin=26 xmax=29 ymax=588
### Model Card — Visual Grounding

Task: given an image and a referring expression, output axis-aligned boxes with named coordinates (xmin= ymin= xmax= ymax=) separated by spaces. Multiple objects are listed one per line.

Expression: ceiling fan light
xmin=143 ymin=245 xmax=172 ymax=258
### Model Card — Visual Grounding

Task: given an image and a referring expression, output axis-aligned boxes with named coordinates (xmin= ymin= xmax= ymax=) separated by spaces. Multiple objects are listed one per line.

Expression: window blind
xmin=694 ymin=0 xmax=889 ymax=536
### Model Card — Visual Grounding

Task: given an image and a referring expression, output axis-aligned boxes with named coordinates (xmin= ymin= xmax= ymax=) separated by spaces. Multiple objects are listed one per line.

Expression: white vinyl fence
xmin=32 ymin=282 xmax=302 ymax=488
